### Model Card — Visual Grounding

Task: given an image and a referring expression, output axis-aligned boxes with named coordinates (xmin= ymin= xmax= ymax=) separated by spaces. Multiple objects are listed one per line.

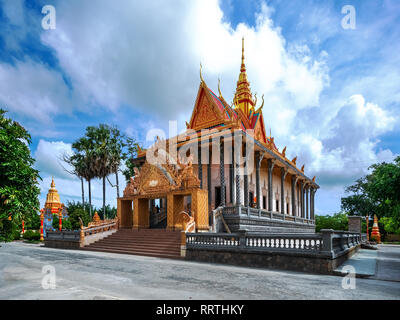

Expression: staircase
xmin=82 ymin=229 xmax=182 ymax=259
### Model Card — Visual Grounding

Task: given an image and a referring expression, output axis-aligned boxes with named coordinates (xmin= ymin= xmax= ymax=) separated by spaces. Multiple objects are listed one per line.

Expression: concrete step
xmin=82 ymin=247 xmax=182 ymax=259
xmin=82 ymin=229 xmax=182 ymax=259
xmin=95 ymin=240 xmax=180 ymax=247
xmin=87 ymin=245 xmax=180 ymax=255
xmin=88 ymin=242 xmax=180 ymax=251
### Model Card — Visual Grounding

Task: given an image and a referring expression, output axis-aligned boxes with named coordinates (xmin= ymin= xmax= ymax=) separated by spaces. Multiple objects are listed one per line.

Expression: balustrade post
xmin=321 ymin=229 xmax=334 ymax=257
xmin=238 ymin=229 xmax=247 ymax=248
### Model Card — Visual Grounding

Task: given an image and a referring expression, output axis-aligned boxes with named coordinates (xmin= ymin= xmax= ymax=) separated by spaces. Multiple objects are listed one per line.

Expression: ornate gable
xmin=188 ymin=82 xmax=226 ymax=130
xmin=253 ymin=113 xmax=267 ymax=144
xmin=123 ymin=155 xmax=200 ymax=198
xmin=140 ymin=163 xmax=174 ymax=194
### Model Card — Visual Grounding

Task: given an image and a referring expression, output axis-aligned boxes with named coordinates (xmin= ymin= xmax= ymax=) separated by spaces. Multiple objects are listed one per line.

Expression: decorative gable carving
xmin=189 ymin=83 xmax=226 ymax=130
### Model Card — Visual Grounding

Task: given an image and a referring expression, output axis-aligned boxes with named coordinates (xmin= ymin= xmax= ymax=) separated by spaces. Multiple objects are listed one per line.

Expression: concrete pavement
xmin=0 ymin=241 xmax=399 ymax=300
xmin=334 ymin=249 xmax=377 ymax=278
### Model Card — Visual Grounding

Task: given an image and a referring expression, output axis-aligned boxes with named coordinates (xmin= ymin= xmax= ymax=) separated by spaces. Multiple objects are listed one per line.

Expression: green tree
xmin=0 ymin=109 xmax=41 ymax=241
xmin=341 ymin=157 xmax=400 ymax=222
xmin=65 ymin=136 xmax=98 ymax=218
xmin=380 ymin=217 xmax=400 ymax=235
xmin=65 ymin=201 xmax=91 ymax=228
xmin=315 ymin=213 xmax=348 ymax=232
xmin=85 ymin=124 xmax=114 ymax=219
xmin=122 ymin=136 xmax=141 ymax=181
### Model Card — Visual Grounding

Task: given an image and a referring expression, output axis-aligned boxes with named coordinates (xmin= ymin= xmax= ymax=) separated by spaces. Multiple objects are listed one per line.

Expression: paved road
xmin=0 ymin=242 xmax=399 ymax=300
xmin=373 ymin=244 xmax=400 ymax=282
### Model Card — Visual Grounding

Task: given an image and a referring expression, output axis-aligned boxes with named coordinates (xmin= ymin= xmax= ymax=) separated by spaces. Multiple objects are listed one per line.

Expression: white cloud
xmin=38 ymin=0 xmax=328 ymax=127
xmin=282 ymin=94 xmax=397 ymax=192
xmin=0 ymin=59 xmax=73 ymax=123
xmin=34 ymin=140 xmax=74 ymax=179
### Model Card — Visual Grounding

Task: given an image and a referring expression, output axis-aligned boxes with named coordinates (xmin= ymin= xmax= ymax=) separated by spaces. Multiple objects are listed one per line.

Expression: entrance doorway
xmin=149 ymin=197 xmax=167 ymax=229
xmin=214 ymin=186 xmax=226 ymax=209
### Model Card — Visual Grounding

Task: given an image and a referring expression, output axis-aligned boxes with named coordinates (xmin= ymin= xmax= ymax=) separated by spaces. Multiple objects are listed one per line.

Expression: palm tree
xmin=85 ymin=124 xmax=114 ymax=220
xmin=62 ymin=153 xmax=85 ymax=208
xmin=69 ymin=137 xmax=97 ymax=218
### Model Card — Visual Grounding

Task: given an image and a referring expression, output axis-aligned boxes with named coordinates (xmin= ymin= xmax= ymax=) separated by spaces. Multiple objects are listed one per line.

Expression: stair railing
xmin=212 ymin=206 xmax=231 ymax=233
xmin=180 ymin=211 xmax=196 ymax=258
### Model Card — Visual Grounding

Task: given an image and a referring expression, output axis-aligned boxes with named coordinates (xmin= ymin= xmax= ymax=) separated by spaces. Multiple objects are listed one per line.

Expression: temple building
xmin=41 ymin=177 xmax=68 ymax=234
xmin=118 ymin=38 xmax=319 ymax=234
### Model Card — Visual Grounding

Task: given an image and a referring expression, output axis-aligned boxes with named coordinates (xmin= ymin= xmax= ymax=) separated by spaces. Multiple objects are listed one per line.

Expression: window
xmin=263 ymin=196 xmax=267 ymax=210
xmin=276 ymin=200 xmax=279 ymax=212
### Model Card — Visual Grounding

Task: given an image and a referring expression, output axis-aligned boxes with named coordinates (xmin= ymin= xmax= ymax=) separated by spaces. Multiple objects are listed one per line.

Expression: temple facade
xmin=119 ymin=38 xmax=318 ymax=234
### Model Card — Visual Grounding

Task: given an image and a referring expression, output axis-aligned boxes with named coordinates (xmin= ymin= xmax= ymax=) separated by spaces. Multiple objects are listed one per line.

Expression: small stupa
xmin=370 ymin=214 xmax=381 ymax=244
xmin=42 ymin=177 xmax=68 ymax=235
xmin=44 ymin=177 xmax=64 ymax=213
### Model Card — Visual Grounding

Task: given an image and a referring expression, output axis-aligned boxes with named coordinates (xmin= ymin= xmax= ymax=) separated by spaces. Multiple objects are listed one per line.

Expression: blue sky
xmin=1 ymin=0 xmax=399 ymax=214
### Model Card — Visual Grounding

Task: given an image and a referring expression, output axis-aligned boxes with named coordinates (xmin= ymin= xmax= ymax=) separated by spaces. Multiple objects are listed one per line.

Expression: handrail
xmin=186 ymin=229 xmax=362 ymax=259
xmin=213 ymin=206 xmax=231 ymax=233
xmin=180 ymin=211 xmax=196 ymax=233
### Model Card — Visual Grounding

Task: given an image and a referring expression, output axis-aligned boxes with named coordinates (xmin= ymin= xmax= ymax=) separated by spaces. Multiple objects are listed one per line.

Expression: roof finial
xmin=218 ymin=78 xmax=222 ymax=98
xmin=200 ymin=62 xmax=204 ymax=83
xmin=241 ymin=36 xmax=246 ymax=72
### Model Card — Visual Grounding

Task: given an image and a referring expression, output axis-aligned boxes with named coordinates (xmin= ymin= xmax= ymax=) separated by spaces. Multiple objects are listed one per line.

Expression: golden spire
xmin=241 ymin=36 xmax=245 ymax=72
xmin=45 ymin=177 xmax=61 ymax=210
xmin=233 ymin=37 xmax=254 ymax=117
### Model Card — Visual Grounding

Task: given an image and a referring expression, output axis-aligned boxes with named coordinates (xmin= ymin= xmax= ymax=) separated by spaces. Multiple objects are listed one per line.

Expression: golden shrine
xmin=44 ymin=177 xmax=64 ymax=213
xmin=118 ymin=38 xmax=319 ymax=234
xmin=41 ymin=177 xmax=68 ymax=236
xmin=370 ymin=214 xmax=381 ymax=243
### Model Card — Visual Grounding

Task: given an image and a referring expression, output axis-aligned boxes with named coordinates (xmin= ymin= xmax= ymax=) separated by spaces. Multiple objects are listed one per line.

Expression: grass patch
xmin=383 ymin=241 xmax=400 ymax=245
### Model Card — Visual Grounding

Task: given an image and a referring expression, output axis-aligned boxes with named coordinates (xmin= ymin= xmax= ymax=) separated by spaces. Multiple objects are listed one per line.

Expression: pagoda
xmin=41 ymin=177 xmax=68 ymax=234
xmin=44 ymin=177 xmax=63 ymax=213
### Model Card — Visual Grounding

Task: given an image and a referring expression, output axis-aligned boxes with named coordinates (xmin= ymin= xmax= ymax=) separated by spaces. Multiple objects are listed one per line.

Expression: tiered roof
xmin=136 ymin=38 xmax=316 ymax=183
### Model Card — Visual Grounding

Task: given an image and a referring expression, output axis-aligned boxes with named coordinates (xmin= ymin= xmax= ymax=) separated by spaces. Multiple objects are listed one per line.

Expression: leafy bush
xmin=25 ymin=212 xmax=41 ymax=230
xmin=68 ymin=208 xmax=90 ymax=230
xmin=23 ymin=230 xmax=40 ymax=241
xmin=66 ymin=201 xmax=91 ymax=226
xmin=380 ymin=216 xmax=400 ymax=235
xmin=315 ymin=213 xmax=348 ymax=232
xmin=0 ymin=220 xmax=21 ymax=242
xmin=61 ymin=219 xmax=73 ymax=230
